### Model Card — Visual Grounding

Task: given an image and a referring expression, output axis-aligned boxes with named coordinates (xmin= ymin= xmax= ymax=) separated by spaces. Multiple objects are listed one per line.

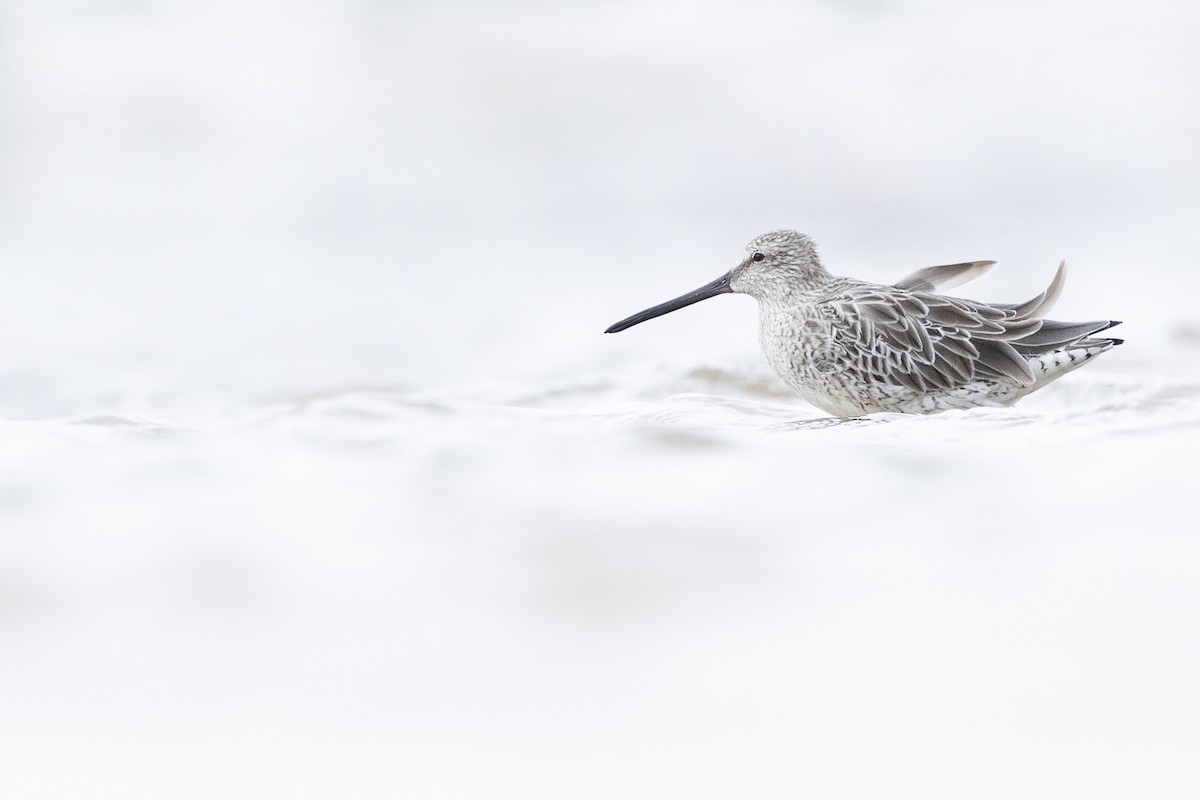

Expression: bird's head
xmin=604 ymin=229 xmax=826 ymax=333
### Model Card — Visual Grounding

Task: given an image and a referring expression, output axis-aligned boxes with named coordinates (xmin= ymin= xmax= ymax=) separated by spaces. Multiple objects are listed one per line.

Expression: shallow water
xmin=3 ymin=0 xmax=1200 ymax=797
xmin=4 ymin=349 xmax=1200 ymax=797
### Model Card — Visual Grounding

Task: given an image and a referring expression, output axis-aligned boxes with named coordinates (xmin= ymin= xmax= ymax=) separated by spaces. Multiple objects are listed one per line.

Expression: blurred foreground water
xmin=3 ymin=345 xmax=1200 ymax=797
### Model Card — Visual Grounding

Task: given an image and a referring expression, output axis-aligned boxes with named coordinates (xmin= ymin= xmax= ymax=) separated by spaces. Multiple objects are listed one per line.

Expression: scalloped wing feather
xmin=826 ymin=286 xmax=1049 ymax=390
xmin=824 ymin=254 xmax=1121 ymax=395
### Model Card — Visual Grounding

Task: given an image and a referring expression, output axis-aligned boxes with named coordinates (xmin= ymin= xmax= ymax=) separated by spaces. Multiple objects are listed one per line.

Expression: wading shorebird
xmin=605 ymin=230 xmax=1122 ymax=417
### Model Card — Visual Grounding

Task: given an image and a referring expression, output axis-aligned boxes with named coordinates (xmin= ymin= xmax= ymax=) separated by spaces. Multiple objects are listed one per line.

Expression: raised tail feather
xmin=996 ymin=260 xmax=1067 ymax=318
xmin=988 ymin=261 xmax=1121 ymax=358
xmin=895 ymin=260 xmax=996 ymax=292
xmin=898 ymin=258 xmax=1069 ymax=320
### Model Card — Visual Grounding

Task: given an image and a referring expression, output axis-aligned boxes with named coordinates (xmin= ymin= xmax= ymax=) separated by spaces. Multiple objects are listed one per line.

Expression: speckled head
xmin=604 ymin=229 xmax=826 ymax=334
xmin=729 ymin=230 xmax=827 ymax=300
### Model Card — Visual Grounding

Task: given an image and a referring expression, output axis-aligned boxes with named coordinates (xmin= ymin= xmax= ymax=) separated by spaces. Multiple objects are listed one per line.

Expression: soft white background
xmin=1 ymin=1 xmax=1198 ymax=797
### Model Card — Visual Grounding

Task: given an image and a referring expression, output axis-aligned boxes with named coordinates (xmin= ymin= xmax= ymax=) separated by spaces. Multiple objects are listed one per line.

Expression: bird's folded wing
xmin=824 ymin=288 xmax=1041 ymax=392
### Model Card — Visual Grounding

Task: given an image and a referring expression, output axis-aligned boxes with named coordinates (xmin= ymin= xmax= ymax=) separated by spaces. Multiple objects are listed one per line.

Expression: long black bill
xmin=604 ymin=271 xmax=734 ymax=333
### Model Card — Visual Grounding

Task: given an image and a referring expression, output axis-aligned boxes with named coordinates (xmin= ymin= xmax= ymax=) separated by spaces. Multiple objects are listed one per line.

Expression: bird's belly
xmin=757 ymin=313 xmax=1016 ymax=417
xmin=769 ymin=350 xmax=1007 ymax=416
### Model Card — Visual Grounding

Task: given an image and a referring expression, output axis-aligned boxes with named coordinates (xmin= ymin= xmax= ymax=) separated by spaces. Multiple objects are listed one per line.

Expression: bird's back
xmin=757 ymin=262 xmax=1122 ymax=417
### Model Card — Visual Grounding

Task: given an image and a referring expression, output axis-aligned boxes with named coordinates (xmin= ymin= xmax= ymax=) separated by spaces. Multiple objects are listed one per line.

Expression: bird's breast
xmin=757 ymin=306 xmax=860 ymax=404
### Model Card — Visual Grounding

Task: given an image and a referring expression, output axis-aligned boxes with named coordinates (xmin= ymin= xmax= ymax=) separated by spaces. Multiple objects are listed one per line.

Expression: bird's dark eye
xmin=752 ymin=251 xmax=766 ymax=262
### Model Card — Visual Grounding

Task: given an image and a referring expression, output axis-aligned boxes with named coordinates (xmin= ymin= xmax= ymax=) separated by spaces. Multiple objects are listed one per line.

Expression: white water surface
xmin=2 ymin=1 xmax=1200 ymax=797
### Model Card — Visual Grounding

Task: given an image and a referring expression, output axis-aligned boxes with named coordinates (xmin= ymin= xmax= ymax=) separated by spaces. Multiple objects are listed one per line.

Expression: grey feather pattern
xmin=1009 ymin=319 xmax=1116 ymax=352
xmin=823 ymin=260 xmax=1099 ymax=393
xmin=605 ymin=228 xmax=1122 ymax=417
xmin=975 ymin=340 xmax=1036 ymax=384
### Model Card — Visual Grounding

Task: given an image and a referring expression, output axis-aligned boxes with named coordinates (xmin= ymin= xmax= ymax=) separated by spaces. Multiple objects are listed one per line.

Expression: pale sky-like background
xmin=2 ymin=0 xmax=1197 ymax=409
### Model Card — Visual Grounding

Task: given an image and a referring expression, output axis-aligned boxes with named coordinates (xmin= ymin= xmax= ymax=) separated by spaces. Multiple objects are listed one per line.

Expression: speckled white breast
xmin=756 ymin=303 xmax=874 ymax=417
